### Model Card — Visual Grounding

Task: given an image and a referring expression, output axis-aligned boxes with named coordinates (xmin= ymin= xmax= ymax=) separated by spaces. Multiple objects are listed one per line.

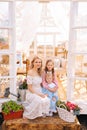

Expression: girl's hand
xmin=47 ymin=86 xmax=57 ymax=92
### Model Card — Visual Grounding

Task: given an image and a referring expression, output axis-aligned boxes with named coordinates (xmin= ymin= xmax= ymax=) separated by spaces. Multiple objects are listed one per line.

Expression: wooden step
xmin=2 ymin=115 xmax=81 ymax=130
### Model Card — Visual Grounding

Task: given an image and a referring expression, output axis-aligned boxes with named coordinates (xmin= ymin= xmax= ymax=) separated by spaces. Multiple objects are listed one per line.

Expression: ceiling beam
xmin=0 ymin=0 xmax=86 ymax=2
xmin=15 ymin=0 xmax=87 ymax=2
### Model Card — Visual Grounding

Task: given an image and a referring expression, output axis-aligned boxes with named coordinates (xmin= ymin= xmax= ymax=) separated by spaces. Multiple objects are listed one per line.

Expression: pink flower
xmin=66 ymin=101 xmax=80 ymax=111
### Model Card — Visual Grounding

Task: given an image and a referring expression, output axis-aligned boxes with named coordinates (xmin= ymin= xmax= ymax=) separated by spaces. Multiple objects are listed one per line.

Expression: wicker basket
xmin=56 ymin=104 xmax=76 ymax=122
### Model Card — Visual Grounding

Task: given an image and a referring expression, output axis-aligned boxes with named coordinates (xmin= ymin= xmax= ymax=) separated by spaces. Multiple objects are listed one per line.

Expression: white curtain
xmin=16 ymin=1 xmax=70 ymax=53
xmin=16 ymin=2 xmax=42 ymax=53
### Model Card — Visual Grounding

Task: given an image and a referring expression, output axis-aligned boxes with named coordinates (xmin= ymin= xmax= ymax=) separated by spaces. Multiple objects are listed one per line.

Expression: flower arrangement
xmin=66 ymin=101 xmax=81 ymax=110
xmin=56 ymin=100 xmax=81 ymax=115
xmin=18 ymin=78 xmax=28 ymax=89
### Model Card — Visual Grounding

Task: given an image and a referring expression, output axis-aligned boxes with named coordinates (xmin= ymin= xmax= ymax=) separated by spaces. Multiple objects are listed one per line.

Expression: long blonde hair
xmin=31 ymin=56 xmax=42 ymax=76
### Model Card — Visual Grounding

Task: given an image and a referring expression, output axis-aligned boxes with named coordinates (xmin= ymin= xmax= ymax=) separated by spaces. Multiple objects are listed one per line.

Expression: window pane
xmin=73 ymin=79 xmax=87 ymax=101
xmin=0 ymin=54 xmax=9 ymax=76
xmin=0 ymin=2 xmax=9 ymax=27
xmin=0 ymin=78 xmax=10 ymax=97
xmin=75 ymin=55 xmax=87 ymax=75
xmin=73 ymin=29 xmax=87 ymax=52
xmin=0 ymin=29 xmax=9 ymax=50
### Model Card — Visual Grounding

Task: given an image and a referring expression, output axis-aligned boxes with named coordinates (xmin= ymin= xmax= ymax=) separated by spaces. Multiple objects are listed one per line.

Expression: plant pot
xmin=2 ymin=110 xmax=23 ymax=120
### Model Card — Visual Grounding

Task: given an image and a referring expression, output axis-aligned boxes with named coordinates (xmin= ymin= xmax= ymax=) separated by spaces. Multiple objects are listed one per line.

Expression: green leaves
xmin=56 ymin=100 xmax=67 ymax=110
xmin=2 ymin=100 xmax=23 ymax=114
xmin=19 ymin=79 xmax=27 ymax=89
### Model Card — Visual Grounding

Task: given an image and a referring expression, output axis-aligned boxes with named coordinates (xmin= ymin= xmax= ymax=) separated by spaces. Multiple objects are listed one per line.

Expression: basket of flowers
xmin=1 ymin=100 xmax=24 ymax=120
xmin=56 ymin=100 xmax=81 ymax=122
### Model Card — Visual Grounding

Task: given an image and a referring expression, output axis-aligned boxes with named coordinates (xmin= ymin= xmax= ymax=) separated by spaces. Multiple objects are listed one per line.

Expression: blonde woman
xmin=23 ymin=56 xmax=50 ymax=119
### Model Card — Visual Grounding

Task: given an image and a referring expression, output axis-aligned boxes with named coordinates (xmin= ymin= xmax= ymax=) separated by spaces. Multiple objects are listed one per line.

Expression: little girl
xmin=42 ymin=59 xmax=58 ymax=115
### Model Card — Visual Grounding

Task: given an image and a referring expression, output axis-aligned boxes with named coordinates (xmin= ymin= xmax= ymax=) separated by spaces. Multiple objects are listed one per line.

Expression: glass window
xmin=0 ymin=29 xmax=9 ymax=50
xmin=0 ymin=54 xmax=9 ymax=76
xmin=73 ymin=79 xmax=87 ymax=101
xmin=0 ymin=2 xmax=9 ymax=27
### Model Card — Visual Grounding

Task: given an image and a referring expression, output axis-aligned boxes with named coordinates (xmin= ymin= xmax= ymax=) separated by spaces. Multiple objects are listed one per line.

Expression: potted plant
xmin=1 ymin=100 xmax=24 ymax=120
xmin=18 ymin=78 xmax=28 ymax=101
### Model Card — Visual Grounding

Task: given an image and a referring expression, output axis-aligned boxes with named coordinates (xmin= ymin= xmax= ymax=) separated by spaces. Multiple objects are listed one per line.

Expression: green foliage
xmin=56 ymin=100 xmax=67 ymax=110
xmin=19 ymin=79 xmax=28 ymax=89
xmin=2 ymin=100 xmax=23 ymax=114
xmin=0 ymin=38 xmax=6 ymax=43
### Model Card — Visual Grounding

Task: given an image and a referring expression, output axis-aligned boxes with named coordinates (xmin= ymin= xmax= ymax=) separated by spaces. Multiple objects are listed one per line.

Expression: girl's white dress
xmin=23 ymin=75 xmax=50 ymax=119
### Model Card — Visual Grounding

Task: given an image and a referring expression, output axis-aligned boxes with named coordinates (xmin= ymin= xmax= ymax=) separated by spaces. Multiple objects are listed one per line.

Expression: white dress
xmin=23 ymin=75 xmax=50 ymax=119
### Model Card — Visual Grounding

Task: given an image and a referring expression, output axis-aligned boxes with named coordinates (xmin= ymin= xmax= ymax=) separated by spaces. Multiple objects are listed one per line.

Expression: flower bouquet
xmin=66 ymin=101 xmax=81 ymax=115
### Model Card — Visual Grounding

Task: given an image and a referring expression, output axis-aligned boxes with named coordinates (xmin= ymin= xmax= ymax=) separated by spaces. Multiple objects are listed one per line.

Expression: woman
xmin=23 ymin=56 xmax=50 ymax=119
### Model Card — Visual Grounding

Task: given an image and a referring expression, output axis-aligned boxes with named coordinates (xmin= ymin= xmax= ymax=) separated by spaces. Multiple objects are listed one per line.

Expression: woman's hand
xmin=38 ymin=93 xmax=46 ymax=98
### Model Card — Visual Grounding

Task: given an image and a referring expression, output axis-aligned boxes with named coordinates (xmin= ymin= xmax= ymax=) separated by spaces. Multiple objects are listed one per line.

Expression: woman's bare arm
xmin=28 ymin=85 xmax=46 ymax=98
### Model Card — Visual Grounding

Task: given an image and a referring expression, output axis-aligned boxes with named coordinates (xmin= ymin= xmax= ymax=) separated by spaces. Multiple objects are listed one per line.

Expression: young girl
xmin=42 ymin=59 xmax=58 ymax=115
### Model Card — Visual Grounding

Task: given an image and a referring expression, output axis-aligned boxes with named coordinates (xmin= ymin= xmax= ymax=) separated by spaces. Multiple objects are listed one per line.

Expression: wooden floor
xmin=2 ymin=115 xmax=81 ymax=130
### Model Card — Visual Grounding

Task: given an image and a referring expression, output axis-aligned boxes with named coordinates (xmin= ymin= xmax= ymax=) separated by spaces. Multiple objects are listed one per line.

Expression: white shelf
xmin=72 ymin=52 xmax=87 ymax=55
xmin=0 ymin=0 xmax=14 ymax=1
xmin=0 ymin=50 xmax=14 ymax=55
xmin=70 ymin=76 xmax=87 ymax=81
xmin=0 ymin=26 xmax=13 ymax=29
xmin=0 ymin=76 xmax=14 ymax=79
xmin=72 ymin=26 xmax=87 ymax=29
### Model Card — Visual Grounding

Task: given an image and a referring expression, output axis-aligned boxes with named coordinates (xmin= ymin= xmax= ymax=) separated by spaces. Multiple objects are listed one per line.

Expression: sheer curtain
xmin=16 ymin=2 xmax=42 ymax=53
xmin=16 ymin=1 xmax=70 ymax=53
